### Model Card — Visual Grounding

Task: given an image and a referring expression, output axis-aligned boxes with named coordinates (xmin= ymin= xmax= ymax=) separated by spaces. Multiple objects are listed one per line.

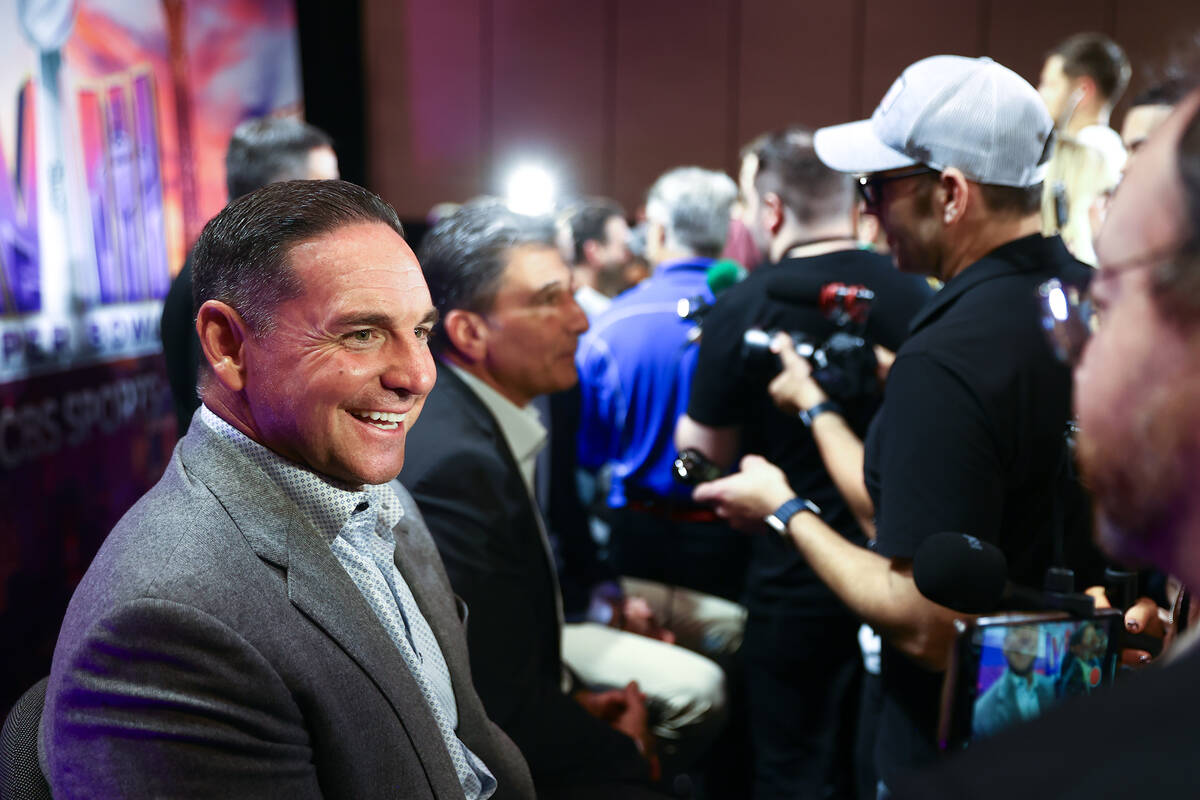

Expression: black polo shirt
xmin=688 ymin=248 xmax=933 ymax=616
xmin=864 ymin=233 xmax=1094 ymax=785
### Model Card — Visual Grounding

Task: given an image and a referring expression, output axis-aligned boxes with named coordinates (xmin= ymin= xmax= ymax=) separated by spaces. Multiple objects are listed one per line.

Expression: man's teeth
xmin=350 ymin=410 xmax=406 ymax=429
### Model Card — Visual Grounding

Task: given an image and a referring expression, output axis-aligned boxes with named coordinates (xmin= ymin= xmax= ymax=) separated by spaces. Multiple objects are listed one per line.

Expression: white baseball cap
xmin=814 ymin=55 xmax=1054 ymax=188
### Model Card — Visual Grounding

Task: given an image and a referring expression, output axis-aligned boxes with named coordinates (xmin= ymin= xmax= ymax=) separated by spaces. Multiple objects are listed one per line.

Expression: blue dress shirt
xmin=576 ymin=257 xmax=714 ymax=505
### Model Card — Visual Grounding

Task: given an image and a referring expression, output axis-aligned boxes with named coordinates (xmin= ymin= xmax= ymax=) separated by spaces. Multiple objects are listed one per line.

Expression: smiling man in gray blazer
xmin=40 ymin=180 xmax=534 ymax=800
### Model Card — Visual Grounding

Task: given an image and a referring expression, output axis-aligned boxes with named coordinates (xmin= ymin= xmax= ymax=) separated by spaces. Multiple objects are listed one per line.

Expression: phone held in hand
xmin=939 ymin=609 xmax=1123 ymax=750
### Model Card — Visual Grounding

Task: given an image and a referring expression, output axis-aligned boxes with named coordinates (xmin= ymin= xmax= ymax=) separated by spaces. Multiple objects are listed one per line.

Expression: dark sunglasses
xmin=856 ymin=166 xmax=940 ymax=209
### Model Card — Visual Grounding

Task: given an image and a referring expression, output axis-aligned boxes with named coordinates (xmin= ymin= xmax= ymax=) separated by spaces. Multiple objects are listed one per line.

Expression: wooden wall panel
xmin=1114 ymin=0 xmax=1200 ymax=99
xmin=984 ymin=0 xmax=1113 ymax=88
xmin=611 ymin=0 xmax=734 ymax=210
xmin=737 ymin=0 xmax=859 ymax=145
xmin=363 ymin=0 xmax=485 ymax=219
xmin=489 ymin=0 xmax=610 ymax=199
xmin=363 ymin=0 xmax=1197 ymax=221
xmin=860 ymin=0 xmax=985 ymax=117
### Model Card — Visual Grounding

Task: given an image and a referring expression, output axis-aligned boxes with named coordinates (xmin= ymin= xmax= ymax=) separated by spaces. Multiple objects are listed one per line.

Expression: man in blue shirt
xmin=576 ymin=166 xmax=747 ymax=602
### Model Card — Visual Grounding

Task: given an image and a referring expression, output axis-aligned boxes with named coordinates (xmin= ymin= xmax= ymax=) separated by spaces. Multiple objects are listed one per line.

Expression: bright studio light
xmin=504 ymin=164 xmax=556 ymax=216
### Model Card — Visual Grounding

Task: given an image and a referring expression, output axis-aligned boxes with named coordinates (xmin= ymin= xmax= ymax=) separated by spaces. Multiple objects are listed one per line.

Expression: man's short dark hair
xmin=191 ymin=179 xmax=403 ymax=335
xmin=225 ymin=117 xmax=334 ymax=200
xmin=978 ymin=183 xmax=1045 ymax=216
xmin=1052 ymin=33 xmax=1131 ymax=105
xmin=1130 ymin=80 xmax=1192 ymax=109
xmin=908 ymin=172 xmax=1043 ymax=218
xmin=568 ymin=199 xmax=626 ymax=264
xmin=742 ymin=127 xmax=855 ymax=224
xmin=417 ymin=199 xmax=558 ymax=352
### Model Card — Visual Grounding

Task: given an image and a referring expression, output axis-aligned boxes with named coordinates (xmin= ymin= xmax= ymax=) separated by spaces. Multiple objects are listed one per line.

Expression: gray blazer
xmin=40 ymin=417 xmax=534 ymax=800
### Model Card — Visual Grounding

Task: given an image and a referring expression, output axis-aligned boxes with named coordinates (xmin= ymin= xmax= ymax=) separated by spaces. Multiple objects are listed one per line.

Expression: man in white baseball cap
xmin=690 ymin=55 xmax=1100 ymax=797
xmin=814 ymin=55 xmax=1057 ymax=278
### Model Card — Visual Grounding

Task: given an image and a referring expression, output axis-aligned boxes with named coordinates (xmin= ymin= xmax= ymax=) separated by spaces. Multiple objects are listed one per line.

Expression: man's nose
xmin=382 ymin=338 xmax=437 ymax=397
xmin=566 ymin=295 xmax=590 ymax=335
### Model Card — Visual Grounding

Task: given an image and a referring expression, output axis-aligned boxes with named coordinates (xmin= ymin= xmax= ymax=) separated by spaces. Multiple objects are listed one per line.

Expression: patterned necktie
xmin=335 ymin=499 xmax=495 ymax=799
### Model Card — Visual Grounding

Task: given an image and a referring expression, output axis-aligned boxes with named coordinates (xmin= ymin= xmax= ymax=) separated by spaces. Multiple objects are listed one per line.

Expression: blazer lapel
xmin=284 ymin=524 xmax=466 ymax=799
xmin=389 ymin=514 xmax=476 ymax=712
xmin=437 ymin=365 xmax=566 ymax=637
xmin=180 ymin=419 xmax=464 ymax=799
xmin=389 ymin=483 xmax=523 ymax=777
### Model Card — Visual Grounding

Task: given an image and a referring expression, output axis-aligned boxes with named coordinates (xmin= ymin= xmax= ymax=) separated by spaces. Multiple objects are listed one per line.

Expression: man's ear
xmin=646 ymin=220 xmax=666 ymax=253
xmin=938 ymin=168 xmax=972 ymax=226
xmin=581 ymin=238 xmax=603 ymax=267
xmin=196 ymin=300 xmax=250 ymax=392
xmin=764 ymin=192 xmax=786 ymax=236
xmin=442 ymin=308 xmax=489 ymax=363
xmin=1075 ymin=75 xmax=1098 ymax=106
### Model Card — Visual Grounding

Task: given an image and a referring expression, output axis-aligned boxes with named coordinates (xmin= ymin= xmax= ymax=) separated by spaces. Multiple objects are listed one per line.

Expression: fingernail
xmin=1126 ymin=619 xmax=1139 ymax=632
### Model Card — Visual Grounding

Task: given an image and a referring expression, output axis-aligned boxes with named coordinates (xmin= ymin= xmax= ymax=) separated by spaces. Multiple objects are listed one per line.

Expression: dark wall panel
xmin=364 ymin=0 xmax=486 ymax=219
xmin=737 ymin=0 xmax=859 ymax=145
xmin=860 ymin=0 xmax=985 ymax=117
xmin=612 ymin=0 xmax=734 ymax=210
xmin=984 ymin=0 xmax=1113 ymax=89
xmin=490 ymin=0 xmax=610 ymax=200
xmin=1114 ymin=0 xmax=1200 ymax=98
xmin=363 ymin=0 xmax=1197 ymax=219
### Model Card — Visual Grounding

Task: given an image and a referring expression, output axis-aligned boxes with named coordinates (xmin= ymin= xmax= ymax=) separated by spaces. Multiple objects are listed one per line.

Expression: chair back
xmin=0 ymin=678 xmax=51 ymax=800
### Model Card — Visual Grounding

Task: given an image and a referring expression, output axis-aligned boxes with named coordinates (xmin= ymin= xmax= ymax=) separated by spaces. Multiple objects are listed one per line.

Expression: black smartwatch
xmin=765 ymin=497 xmax=822 ymax=535
xmin=799 ymin=399 xmax=843 ymax=428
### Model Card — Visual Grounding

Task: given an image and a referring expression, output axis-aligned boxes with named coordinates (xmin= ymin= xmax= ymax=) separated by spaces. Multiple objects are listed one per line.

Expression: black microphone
xmin=914 ymin=532 xmax=1163 ymax=655
xmin=913 ymin=532 xmax=1009 ymax=614
xmin=914 ymin=531 xmax=1097 ymax=616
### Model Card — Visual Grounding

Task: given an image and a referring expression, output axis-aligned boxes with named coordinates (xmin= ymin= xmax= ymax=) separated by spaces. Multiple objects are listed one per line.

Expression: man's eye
xmin=346 ymin=329 xmax=378 ymax=344
xmin=414 ymin=326 xmax=433 ymax=341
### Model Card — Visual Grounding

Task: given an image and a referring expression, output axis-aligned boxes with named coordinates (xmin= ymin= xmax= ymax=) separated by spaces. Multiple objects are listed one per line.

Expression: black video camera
xmin=742 ymin=282 xmax=878 ymax=402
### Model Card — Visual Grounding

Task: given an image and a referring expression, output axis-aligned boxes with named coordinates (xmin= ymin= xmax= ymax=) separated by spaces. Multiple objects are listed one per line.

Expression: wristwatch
xmin=765 ymin=497 xmax=822 ymax=535
xmin=799 ymin=399 xmax=843 ymax=428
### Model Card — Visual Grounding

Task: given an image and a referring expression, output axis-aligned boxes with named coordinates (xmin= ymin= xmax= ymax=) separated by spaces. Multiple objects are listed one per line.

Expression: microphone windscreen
xmin=765 ymin=269 xmax=836 ymax=306
xmin=706 ymin=259 xmax=746 ymax=295
xmin=912 ymin=532 xmax=1009 ymax=614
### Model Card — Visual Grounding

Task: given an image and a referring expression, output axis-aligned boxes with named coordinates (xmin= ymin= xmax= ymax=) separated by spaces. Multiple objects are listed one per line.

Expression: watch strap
xmin=765 ymin=496 xmax=822 ymax=535
xmin=799 ymin=399 xmax=843 ymax=428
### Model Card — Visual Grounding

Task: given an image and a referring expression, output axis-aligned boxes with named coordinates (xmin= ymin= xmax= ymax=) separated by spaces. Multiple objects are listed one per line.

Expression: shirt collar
xmin=446 ymin=362 xmax=547 ymax=492
xmin=908 ymin=234 xmax=1071 ymax=335
xmin=1001 ymin=667 xmax=1036 ymax=691
xmin=197 ymin=405 xmax=402 ymax=543
xmin=656 ymin=256 xmax=715 ymax=276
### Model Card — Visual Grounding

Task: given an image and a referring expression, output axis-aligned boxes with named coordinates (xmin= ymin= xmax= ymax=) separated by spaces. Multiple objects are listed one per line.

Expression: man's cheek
xmin=405 ymin=397 xmax=428 ymax=431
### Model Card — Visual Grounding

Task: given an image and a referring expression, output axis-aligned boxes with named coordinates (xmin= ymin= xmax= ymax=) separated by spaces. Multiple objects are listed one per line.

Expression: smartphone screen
xmin=940 ymin=610 xmax=1121 ymax=749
